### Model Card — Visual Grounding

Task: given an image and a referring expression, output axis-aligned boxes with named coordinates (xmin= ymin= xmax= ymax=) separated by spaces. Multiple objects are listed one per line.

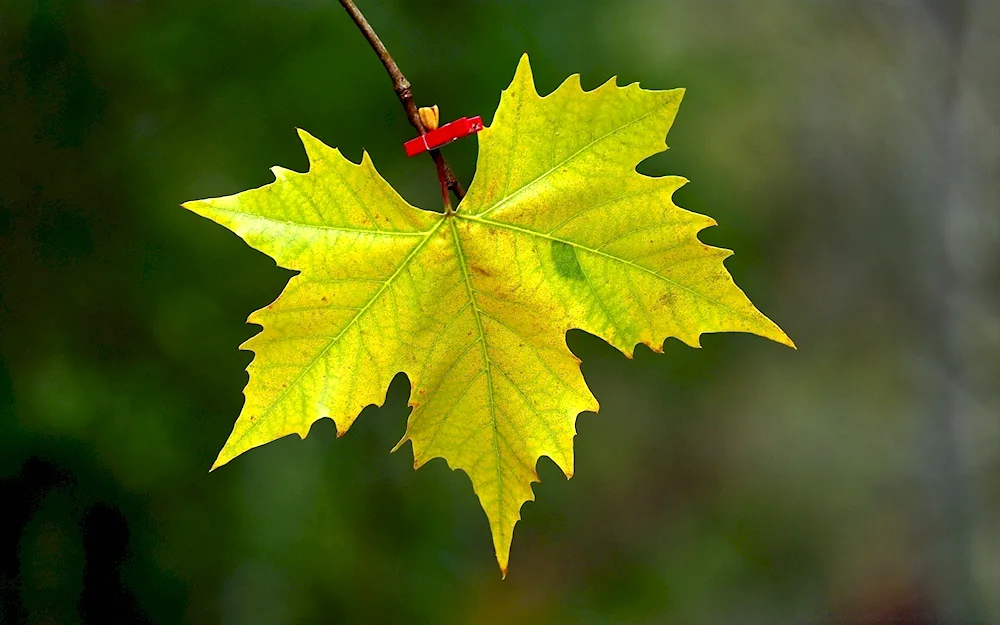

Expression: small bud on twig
xmin=419 ymin=105 xmax=440 ymax=131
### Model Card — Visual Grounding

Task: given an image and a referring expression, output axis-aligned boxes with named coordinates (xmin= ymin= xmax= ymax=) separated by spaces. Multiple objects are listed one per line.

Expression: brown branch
xmin=337 ymin=0 xmax=466 ymax=211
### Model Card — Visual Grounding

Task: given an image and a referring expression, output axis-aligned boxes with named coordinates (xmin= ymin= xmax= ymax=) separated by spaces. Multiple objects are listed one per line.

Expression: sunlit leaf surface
xmin=184 ymin=55 xmax=792 ymax=575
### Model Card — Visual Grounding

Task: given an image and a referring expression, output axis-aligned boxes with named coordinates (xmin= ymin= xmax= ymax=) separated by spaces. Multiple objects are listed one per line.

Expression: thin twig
xmin=337 ymin=0 xmax=466 ymax=210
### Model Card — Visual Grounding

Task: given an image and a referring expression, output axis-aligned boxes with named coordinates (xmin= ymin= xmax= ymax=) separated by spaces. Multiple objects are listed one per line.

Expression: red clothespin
xmin=404 ymin=116 xmax=484 ymax=157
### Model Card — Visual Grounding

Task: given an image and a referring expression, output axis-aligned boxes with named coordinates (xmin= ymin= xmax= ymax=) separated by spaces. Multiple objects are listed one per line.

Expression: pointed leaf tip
xmin=511 ymin=53 xmax=534 ymax=86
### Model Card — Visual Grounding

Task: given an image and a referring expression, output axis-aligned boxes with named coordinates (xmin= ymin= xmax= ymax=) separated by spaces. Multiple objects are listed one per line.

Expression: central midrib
xmin=447 ymin=217 xmax=505 ymax=535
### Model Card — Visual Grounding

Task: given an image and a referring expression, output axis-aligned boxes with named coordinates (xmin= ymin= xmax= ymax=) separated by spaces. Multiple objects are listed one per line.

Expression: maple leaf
xmin=183 ymin=54 xmax=793 ymax=575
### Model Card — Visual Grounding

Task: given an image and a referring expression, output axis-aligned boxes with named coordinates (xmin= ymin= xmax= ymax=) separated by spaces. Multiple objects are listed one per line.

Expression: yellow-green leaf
xmin=183 ymin=54 xmax=793 ymax=576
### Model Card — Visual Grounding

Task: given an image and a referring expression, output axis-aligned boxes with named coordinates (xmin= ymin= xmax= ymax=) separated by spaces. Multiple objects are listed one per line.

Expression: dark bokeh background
xmin=2 ymin=0 xmax=998 ymax=623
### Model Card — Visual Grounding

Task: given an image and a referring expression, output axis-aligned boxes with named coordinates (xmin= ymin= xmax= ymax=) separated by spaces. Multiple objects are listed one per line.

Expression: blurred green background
xmin=2 ymin=0 xmax=998 ymax=623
